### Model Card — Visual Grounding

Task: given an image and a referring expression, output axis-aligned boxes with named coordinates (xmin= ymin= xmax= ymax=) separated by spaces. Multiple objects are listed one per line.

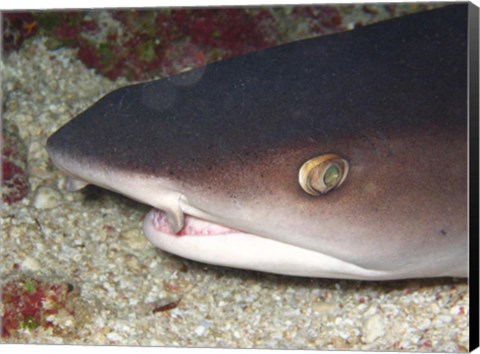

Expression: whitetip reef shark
xmin=47 ymin=5 xmax=469 ymax=280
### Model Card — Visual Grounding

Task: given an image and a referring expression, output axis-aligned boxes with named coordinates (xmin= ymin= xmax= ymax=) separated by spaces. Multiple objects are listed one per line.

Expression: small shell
xmin=298 ymin=154 xmax=349 ymax=196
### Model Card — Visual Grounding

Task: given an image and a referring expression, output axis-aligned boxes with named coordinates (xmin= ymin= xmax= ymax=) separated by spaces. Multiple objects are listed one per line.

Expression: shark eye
xmin=298 ymin=154 xmax=349 ymax=195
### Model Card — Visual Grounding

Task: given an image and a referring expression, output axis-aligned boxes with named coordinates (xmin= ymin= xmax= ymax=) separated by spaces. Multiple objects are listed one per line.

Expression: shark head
xmin=47 ymin=5 xmax=468 ymax=280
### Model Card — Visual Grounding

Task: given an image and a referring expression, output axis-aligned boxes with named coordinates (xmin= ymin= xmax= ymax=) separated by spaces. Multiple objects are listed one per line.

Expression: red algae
xmin=1 ymin=13 xmax=39 ymax=51
xmin=1 ymin=275 xmax=79 ymax=339
xmin=3 ymin=6 xmax=345 ymax=81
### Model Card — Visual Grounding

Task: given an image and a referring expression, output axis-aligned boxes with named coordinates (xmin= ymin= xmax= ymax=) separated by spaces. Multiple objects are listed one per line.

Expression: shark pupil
xmin=324 ymin=165 xmax=340 ymax=187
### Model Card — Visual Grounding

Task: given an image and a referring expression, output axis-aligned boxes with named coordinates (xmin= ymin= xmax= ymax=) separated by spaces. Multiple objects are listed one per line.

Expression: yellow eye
xmin=298 ymin=154 xmax=349 ymax=195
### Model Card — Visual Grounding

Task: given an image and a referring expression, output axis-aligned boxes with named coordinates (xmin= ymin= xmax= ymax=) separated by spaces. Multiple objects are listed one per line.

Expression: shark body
xmin=47 ymin=5 xmax=468 ymax=280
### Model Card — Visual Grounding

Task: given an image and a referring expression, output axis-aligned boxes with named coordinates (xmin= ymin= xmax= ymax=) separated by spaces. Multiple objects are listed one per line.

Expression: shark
xmin=47 ymin=4 xmax=469 ymax=280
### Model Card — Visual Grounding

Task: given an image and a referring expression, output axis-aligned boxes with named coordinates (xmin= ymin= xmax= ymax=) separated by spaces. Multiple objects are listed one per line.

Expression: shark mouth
xmin=143 ymin=208 xmax=389 ymax=279
xmin=150 ymin=209 xmax=241 ymax=236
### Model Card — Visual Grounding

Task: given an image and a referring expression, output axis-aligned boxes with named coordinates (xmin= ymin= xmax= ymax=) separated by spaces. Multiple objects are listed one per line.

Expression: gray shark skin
xmin=47 ymin=5 xmax=468 ymax=280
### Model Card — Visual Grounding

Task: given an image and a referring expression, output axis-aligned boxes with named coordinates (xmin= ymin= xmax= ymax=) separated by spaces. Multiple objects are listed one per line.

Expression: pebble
xmin=450 ymin=305 xmax=467 ymax=316
xmin=362 ymin=314 xmax=386 ymax=344
xmin=120 ymin=228 xmax=150 ymax=250
xmin=125 ymin=255 xmax=143 ymax=274
xmin=32 ymin=186 xmax=62 ymax=209
xmin=312 ymin=301 xmax=336 ymax=314
xmin=106 ymin=332 xmax=123 ymax=342
xmin=331 ymin=336 xmax=349 ymax=349
xmin=21 ymin=256 xmax=41 ymax=271
xmin=195 ymin=325 xmax=206 ymax=336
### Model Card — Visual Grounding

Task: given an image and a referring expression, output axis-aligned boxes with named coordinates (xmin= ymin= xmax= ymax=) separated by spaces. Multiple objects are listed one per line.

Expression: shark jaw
xmin=143 ymin=209 xmax=391 ymax=280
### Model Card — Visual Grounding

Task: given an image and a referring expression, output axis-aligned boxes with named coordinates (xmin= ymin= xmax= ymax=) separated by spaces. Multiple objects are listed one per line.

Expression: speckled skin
xmin=47 ymin=5 xmax=468 ymax=279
